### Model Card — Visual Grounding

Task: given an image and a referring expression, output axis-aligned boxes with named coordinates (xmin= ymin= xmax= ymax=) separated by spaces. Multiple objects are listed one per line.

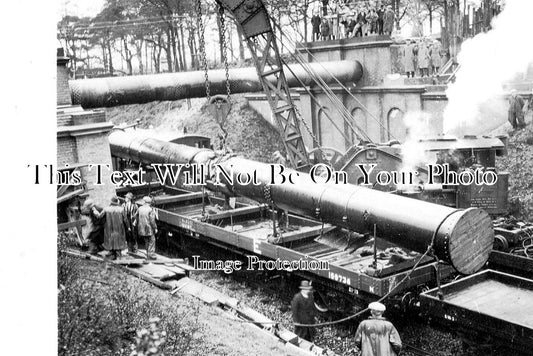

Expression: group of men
xmin=292 ymin=280 xmax=402 ymax=355
xmin=82 ymin=193 xmax=158 ymax=260
xmin=311 ymin=3 xmax=395 ymax=41
xmin=403 ymin=38 xmax=444 ymax=78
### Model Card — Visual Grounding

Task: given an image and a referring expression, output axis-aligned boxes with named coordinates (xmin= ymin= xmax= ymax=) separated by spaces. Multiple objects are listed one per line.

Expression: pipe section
xmin=70 ymin=60 xmax=363 ymax=108
xmin=109 ymin=131 xmax=494 ymax=275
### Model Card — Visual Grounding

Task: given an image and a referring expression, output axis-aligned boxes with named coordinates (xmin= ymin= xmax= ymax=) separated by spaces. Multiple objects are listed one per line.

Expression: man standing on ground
xmin=508 ymin=89 xmax=526 ymax=130
xmin=291 ymin=280 xmax=320 ymax=342
xmin=93 ymin=196 xmax=127 ymax=260
xmin=123 ymin=192 xmax=138 ymax=253
xmin=355 ymin=302 xmax=402 ymax=356
xmin=81 ymin=199 xmax=104 ymax=255
xmin=136 ymin=196 xmax=158 ymax=260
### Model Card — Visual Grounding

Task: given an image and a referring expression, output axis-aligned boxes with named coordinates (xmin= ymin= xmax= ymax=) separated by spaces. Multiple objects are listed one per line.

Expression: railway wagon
xmin=420 ymin=269 xmax=533 ymax=354
xmin=116 ymin=183 xmax=454 ymax=302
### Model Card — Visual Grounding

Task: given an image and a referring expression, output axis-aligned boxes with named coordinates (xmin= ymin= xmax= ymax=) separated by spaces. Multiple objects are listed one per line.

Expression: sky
xmin=57 ymin=0 xmax=105 ymax=20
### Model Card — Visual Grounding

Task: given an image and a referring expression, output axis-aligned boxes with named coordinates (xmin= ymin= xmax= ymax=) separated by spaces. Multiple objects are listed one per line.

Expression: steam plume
xmin=443 ymin=0 xmax=533 ymax=135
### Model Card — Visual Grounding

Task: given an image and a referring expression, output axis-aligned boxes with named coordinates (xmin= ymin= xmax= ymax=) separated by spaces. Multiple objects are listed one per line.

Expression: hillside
xmin=105 ymin=94 xmax=286 ymax=163
xmin=496 ymin=125 xmax=533 ymax=220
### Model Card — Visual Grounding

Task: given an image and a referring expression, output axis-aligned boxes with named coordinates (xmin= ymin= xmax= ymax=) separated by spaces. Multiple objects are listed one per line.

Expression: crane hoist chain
xmin=195 ymin=0 xmax=210 ymax=101
xmin=218 ymin=5 xmax=232 ymax=105
xmin=292 ymin=105 xmax=327 ymax=163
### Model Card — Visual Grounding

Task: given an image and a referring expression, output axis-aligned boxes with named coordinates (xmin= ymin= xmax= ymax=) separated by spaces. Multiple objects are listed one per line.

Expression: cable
xmin=273 ymin=21 xmax=396 ymax=140
xmin=293 ymin=243 xmax=433 ymax=327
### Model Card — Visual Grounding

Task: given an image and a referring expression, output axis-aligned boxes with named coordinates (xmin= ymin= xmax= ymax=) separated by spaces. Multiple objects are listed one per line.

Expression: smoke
xmin=401 ymin=112 xmax=433 ymax=172
xmin=443 ymin=0 xmax=533 ymax=135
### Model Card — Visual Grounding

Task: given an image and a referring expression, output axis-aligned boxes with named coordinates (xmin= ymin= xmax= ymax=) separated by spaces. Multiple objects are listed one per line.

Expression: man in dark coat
xmin=81 ymin=199 xmax=104 ymax=255
xmin=508 ymin=89 xmax=526 ymax=129
xmin=311 ymin=14 xmax=321 ymax=41
xmin=93 ymin=196 xmax=127 ymax=260
xmin=291 ymin=280 xmax=318 ymax=342
xmin=347 ymin=17 xmax=357 ymax=37
xmin=355 ymin=302 xmax=402 ymax=356
xmin=136 ymin=196 xmax=158 ymax=260
xmin=377 ymin=5 xmax=385 ymax=35
xmin=320 ymin=18 xmax=330 ymax=40
xmin=123 ymin=192 xmax=138 ymax=253
xmin=355 ymin=8 xmax=365 ymax=37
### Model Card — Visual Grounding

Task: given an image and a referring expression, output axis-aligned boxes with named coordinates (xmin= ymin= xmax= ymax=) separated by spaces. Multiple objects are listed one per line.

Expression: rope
xmin=272 ymin=22 xmax=396 ymax=140
xmin=271 ymin=30 xmax=371 ymax=143
xmin=293 ymin=243 xmax=433 ymax=327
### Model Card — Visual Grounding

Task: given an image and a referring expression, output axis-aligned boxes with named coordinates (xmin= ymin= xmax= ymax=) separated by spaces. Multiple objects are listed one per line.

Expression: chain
xmin=218 ymin=5 xmax=232 ymax=105
xmin=196 ymin=0 xmax=210 ymax=101
xmin=293 ymin=105 xmax=327 ymax=162
xmin=263 ymin=184 xmax=282 ymax=243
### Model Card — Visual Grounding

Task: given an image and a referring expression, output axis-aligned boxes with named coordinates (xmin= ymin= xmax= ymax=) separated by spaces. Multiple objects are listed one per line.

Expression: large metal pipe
xmin=70 ymin=60 xmax=363 ymax=109
xmin=109 ymin=131 xmax=494 ymax=275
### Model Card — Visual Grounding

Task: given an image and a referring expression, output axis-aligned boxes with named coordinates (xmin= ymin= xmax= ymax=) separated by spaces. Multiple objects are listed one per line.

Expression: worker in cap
xmin=135 ymin=196 xmax=158 ymax=260
xmin=122 ymin=192 xmax=138 ymax=253
xmin=354 ymin=301 xmax=402 ymax=355
xmin=291 ymin=280 xmax=325 ymax=342
xmin=92 ymin=196 xmax=127 ymax=260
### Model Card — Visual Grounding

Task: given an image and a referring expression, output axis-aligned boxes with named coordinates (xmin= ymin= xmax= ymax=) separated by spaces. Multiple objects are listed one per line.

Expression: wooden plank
xmin=113 ymin=258 xmax=186 ymax=265
xmin=118 ymin=265 xmax=173 ymax=290
xmin=206 ymin=205 xmax=265 ymax=221
xmin=278 ymin=225 xmax=335 ymax=244
xmin=154 ymin=192 xmax=205 ymax=205
xmin=58 ymin=220 xmax=87 ymax=231
xmin=57 ymin=187 xmax=86 ymax=204
xmin=489 ymin=251 xmax=533 ymax=275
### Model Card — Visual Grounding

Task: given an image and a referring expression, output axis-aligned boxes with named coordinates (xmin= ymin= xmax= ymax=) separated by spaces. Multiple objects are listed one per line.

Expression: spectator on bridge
xmin=354 ymin=302 xmax=402 ymax=356
xmin=291 ymin=280 xmax=320 ymax=342
xmin=368 ymin=8 xmax=379 ymax=35
xmin=355 ymin=8 xmax=365 ymax=37
xmin=311 ymin=13 xmax=321 ymax=41
xmin=347 ymin=16 xmax=357 ymax=37
xmin=93 ymin=196 xmax=127 ymax=260
xmin=508 ymin=90 xmax=526 ymax=130
xmin=417 ymin=39 xmax=430 ymax=77
xmin=136 ymin=196 xmax=158 ymax=260
xmin=430 ymin=40 xmax=443 ymax=75
xmin=383 ymin=5 xmax=395 ymax=36
xmin=81 ymin=199 xmax=104 ymax=255
xmin=377 ymin=4 xmax=385 ymax=35
xmin=123 ymin=192 xmax=138 ymax=253
xmin=403 ymin=40 xmax=416 ymax=78
xmin=321 ymin=17 xmax=331 ymax=40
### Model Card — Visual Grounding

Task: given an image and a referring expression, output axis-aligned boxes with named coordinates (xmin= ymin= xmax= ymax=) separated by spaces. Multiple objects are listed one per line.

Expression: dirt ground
xmin=69 ymin=257 xmax=305 ymax=356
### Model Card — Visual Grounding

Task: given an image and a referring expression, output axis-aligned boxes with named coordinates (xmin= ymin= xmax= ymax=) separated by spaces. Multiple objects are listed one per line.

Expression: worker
xmin=93 ymin=196 xmax=127 ymax=260
xmin=354 ymin=302 xmax=402 ymax=356
xmin=508 ymin=89 xmax=526 ymax=130
xmin=136 ymin=196 xmax=158 ymax=260
xmin=123 ymin=192 xmax=138 ymax=253
xmin=81 ymin=198 xmax=104 ymax=255
xmin=403 ymin=39 xmax=415 ymax=78
xmin=291 ymin=280 xmax=319 ymax=342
